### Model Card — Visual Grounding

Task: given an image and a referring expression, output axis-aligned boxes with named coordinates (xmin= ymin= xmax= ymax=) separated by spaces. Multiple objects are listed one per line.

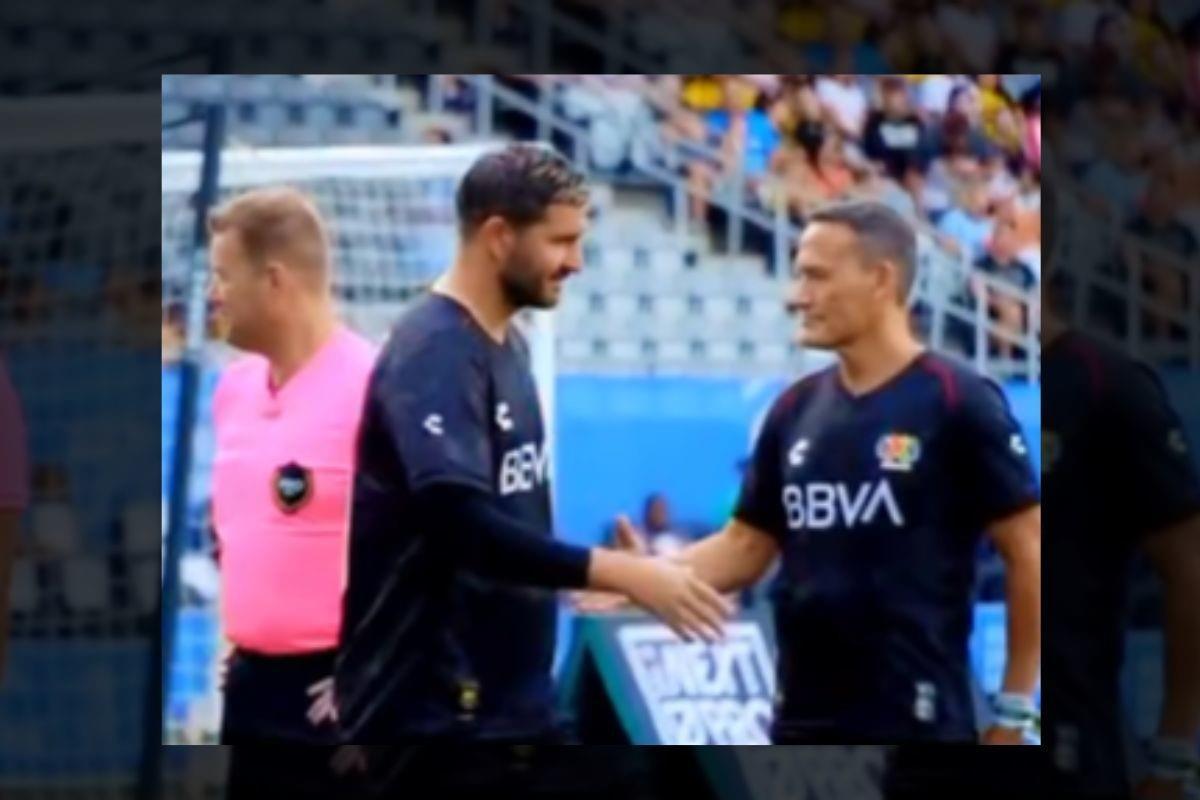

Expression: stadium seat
xmin=605 ymin=292 xmax=640 ymax=326
xmin=606 ymin=338 xmax=642 ymax=365
xmin=276 ymin=121 xmax=326 ymax=147
xmin=657 ymin=338 xmax=690 ymax=366
xmin=9 ymin=559 xmax=38 ymax=615
xmin=161 ymin=100 xmax=189 ymax=126
xmin=648 ymin=247 xmax=683 ymax=277
xmin=593 ymin=248 xmax=637 ymax=285
xmin=227 ymin=74 xmax=275 ymax=102
xmin=698 ymin=295 xmax=733 ymax=330
xmin=654 ymin=293 xmax=688 ymax=328
xmin=558 ymin=337 xmax=592 ymax=364
xmin=173 ymin=74 xmax=229 ymax=102
xmin=755 ymin=341 xmax=790 ymax=369
xmin=132 ymin=560 xmax=160 ymax=616
xmin=305 ymin=100 xmax=337 ymax=133
xmin=30 ymin=503 xmax=79 ymax=557
xmin=63 ymin=557 xmax=110 ymax=613
xmin=165 ymin=123 xmax=203 ymax=150
xmin=121 ymin=501 xmax=162 ymax=558
xmin=252 ymin=101 xmax=287 ymax=133
xmin=707 ymin=338 xmax=740 ymax=367
xmin=750 ymin=296 xmax=788 ymax=325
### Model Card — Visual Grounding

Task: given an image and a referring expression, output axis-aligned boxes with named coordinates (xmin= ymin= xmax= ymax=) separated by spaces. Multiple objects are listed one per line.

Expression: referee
xmin=205 ymin=188 xmax=375 ymax=790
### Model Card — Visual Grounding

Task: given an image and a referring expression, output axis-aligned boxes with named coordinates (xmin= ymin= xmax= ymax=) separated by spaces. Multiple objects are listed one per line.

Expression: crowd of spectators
xmin=420 ymin=0 xmax=1200 ymax=356
xmin=531 ymin=72 xmax=1044 ymax=356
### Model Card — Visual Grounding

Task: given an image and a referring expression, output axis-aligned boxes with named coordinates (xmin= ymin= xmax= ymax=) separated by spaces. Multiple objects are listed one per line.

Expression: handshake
xmin=571 ymin=515 xmax=733 ymax=643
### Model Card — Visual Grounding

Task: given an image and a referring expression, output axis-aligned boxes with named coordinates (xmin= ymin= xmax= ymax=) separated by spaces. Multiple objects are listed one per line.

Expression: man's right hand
xmin=590 ymin=549 xmax=732 ymax=642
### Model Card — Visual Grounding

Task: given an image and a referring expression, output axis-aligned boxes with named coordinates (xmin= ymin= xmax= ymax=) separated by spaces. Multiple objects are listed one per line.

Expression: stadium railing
xmin=456 ymin=73 xmax=1042 ymax=381
xmin=1057 ymin=175 xmax=1200 ymax=369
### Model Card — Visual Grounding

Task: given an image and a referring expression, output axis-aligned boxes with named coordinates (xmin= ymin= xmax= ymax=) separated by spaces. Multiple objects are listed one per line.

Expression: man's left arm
xmin=1141 ymin=514 xmax=1200 ymax=783
xmin=1112 ymin=361 xmax=1200 ymax=792
xmin=956 ymin=375 xmax=1042 ymax=744
xmin=984 ymin=504 xmax=1042 ymax=744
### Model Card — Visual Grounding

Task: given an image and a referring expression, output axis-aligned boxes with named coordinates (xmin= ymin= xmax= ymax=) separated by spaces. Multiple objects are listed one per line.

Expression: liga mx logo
xmin=876 ymin=433 xmax=921 ymax=472
xmin=618 ymin=622 xmax=775 ymax=745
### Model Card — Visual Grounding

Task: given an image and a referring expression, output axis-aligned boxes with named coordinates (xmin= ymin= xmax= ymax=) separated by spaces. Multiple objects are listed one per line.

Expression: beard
xmin=499 ymin=253 xmax=556 ymax=310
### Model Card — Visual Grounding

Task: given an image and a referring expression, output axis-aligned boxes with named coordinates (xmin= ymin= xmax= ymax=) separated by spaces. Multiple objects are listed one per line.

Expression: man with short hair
xmin=620 ymin=199 xmax=1041 ymax=748
xmin=334 ymin=144 xmax=731 ymax=750
xmin=1041 ymin=188 xmax=1200 ymax=799
xmin=206 ymin=186 xmax=378 ymax=750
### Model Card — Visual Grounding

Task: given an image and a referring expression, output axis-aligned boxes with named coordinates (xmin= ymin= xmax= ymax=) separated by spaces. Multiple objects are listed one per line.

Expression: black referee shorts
xmin=220 ymin=647 xmax=347 ymax=800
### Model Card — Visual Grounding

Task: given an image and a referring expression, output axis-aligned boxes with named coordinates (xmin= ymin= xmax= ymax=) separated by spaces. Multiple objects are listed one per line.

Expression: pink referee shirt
xmin=212 ymin=325 xmax=376 ymax=654
xmin=0 ymin=357 xmax=30 ymax=511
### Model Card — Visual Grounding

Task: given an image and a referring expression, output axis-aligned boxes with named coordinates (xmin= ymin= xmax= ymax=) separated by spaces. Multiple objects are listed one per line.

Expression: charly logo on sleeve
xmin=495 ymin=402 xmax=514 ymax=432
xmin=273 ymin=461 xmax=313 ymax=514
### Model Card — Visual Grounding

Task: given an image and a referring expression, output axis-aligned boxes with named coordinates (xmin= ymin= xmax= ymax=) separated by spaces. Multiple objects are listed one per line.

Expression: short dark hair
xmin=456 ymin=144 xmax=588 ymax=235
xmin=808 ymin=200 xmax=917 ymax=300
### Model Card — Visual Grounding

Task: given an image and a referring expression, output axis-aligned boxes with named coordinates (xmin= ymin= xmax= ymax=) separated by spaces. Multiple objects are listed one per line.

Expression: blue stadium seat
xmin=173 ymin=74 xmax=229 ymax=102
xmin=305 ymin=100 xmax=337 ymax=132
xmin=276 ymin=122 xmax=325 ymax=147
xmin=270 ymin=72 xmax=315 ymax=100
xmin=63 ymin=558 xmax=110 ymax=614
xmin=355 ymin=104 xmax=390 ymax=136
xmin=227 ymin=74 xmax=275 ymax=101
xmin=9 ymin=560 xmax=37 ymax=615
xmin=255 ymin=100 xmax=287 ymax=130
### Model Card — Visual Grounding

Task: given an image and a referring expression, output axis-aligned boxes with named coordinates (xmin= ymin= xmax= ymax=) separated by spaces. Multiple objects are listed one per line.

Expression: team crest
xmin=273 ymin=461 xmax=313 ymax=513
xmin=876 ymin=433 xmax=921 ymax=472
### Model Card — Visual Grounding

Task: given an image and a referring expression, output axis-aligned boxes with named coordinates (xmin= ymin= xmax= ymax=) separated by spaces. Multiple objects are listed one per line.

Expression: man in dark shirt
xmin=334 ymin=144 xmax=731 ymax=751
xmin=863 ymin=77 xmax=929 ymax=185
xmin=622 ymin=200 xmax=1042 ymax=747
xmin=1041 ymin=186 xmax=1200 ymax=799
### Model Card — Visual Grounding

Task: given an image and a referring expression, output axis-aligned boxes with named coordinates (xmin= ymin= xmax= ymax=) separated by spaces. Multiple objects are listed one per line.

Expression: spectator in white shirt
xmin=816 ymin=75 xmax=869 ymax=140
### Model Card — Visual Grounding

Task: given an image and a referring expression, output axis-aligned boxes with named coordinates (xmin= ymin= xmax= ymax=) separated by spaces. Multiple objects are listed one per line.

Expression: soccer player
xmin=620 ymin=199 xmax=1042 ymax=745
xmin=0 ymin=356 xmax=29 ymax=684
xmin=205 ymin=186 xmax=376 ymax=755
xmin=1041 ymin=188 xmax=1200 ymax=798
xmin=334 ymin=143 xmax=732 ymax=748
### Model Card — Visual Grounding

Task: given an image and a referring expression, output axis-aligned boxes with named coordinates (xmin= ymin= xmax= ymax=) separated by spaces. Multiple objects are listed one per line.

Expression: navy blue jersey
xmin=1042 ymin=331 xmax=1200 ymax=795
xmin=735 ymin=351 xmax=1040 ymax=742
xmin=335 ymin=292 xmax=559 ymax=741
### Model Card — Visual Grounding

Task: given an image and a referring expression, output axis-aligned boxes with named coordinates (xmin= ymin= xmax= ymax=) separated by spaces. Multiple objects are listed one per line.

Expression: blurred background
xmin=0 ymin=0 xmax=1191 ymax=792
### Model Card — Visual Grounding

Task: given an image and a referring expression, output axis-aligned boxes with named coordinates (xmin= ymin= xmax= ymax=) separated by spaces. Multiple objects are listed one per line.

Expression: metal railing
xmin=1054 ymin=175 xmax=1200 ymax=369
xmin=473 ymin=0 xmax=800 ymax=75
xmin=449 ymin=73 xmax=1042 ymax=381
